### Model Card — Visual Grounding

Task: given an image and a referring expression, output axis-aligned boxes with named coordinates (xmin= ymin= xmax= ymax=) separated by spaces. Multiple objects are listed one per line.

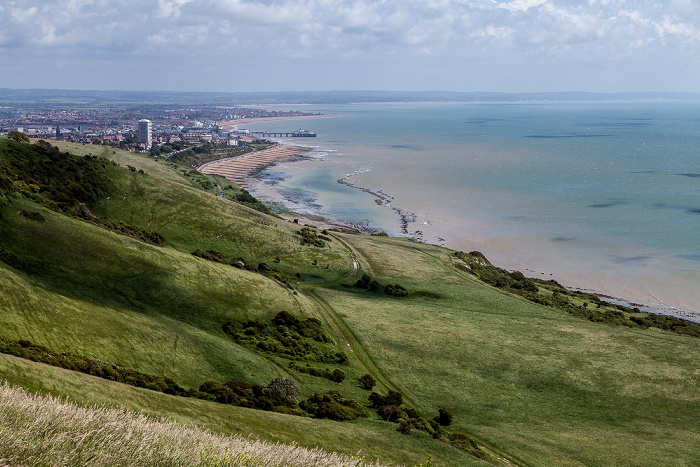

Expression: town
xmin=0 ymin=104 xmax=319 ymax=153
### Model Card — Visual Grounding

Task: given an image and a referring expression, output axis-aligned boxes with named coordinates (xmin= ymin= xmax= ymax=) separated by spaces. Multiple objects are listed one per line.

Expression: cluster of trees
xmin=630 ymin=313 xmax=700 ymax=337
xmin=8 ymin=130 xmax=30 ymax=143
xmin=367 ymin=389 xmax=485 ymax=459
xmin=0 ymin=335 xmax=311 ymax=416
xmin=300 ymin=390 xmax=370 ymax=421
xmin=0 ymin=138 xmax=116 ymax=213
xmin=289 ymin=362 xmax=345 ymax=383
xmin=455 ymin=250 xmax=539 ymax=293
xmin=297 ymin=226 xmax=331 ymax=247
xmin=0 ymin=337 xmax=190 ymax=396
xmin=222 ymin=311 xmax=348 ymax=365
xmin=354 ymin=274 xmax=408 ymax=297
xmin=0 ymin=334 xmax=487 ymax=457
xmin=226 ymin=186 xmax=271 ymax=214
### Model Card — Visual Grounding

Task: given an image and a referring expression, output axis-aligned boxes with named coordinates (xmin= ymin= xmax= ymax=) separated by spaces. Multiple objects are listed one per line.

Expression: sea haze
xmin=243 ymin=101 xmax=700 ymax=318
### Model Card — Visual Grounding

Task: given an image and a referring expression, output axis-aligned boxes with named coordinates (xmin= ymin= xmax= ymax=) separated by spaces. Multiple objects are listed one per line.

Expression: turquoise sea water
xmin=241 ymin=102 xmax=700 ymax=317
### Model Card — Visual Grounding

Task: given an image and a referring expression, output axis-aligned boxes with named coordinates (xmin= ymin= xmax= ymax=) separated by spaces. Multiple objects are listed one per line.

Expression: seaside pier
xmin=248 ymin=128 xmax=316 ymax=138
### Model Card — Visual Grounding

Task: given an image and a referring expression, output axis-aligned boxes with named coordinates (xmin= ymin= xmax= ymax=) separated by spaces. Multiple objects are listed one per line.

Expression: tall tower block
xmin=138 ymin=119 xmax=152 ymax=147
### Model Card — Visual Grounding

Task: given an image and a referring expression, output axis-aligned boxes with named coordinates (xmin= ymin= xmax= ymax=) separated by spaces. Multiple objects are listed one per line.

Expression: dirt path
xmin=208 ymin=175 xmax=223 ymax=198
xmin=295 ymin=233 xmax=419 ymax=408
xmin=301 ymin=289 xmax=419 ymax=409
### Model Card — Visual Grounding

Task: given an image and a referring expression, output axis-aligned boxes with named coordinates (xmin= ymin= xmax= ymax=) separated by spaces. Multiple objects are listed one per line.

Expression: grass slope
xmin=0 ymin=199 xmax=296 ymax=387
xmin=2 ymin=137 xmax=699 ymax=466
xmin=0 ymin=378 xmax=390 ymax=467
xmin=0 ymin=355 xmax=476 ymax=466
xmin=322 ymin=234 xmax=700 ymax=466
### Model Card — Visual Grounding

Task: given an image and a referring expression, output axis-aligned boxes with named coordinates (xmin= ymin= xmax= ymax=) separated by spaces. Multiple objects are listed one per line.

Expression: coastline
xmin=198 ymin=142 xmax=313 ymax=186
xmin=262 ymin=167 xmax=700 ymax=324
xmin=205 ymin=115 xmax=700 ymax=324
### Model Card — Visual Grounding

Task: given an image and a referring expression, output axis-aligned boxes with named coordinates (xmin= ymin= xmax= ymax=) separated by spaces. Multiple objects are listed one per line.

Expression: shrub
xmin=434 ymin=408 xmax=453 ymax=426
xmin=290 ymin=363 xmax=346 ymax=383
xmin=358 ymin=373 xmax=377 ymax=390
xmin=355 ymin=274 xmax=372 ymax=289
xmin=384 ymin=284 xmax=408 ymax=297
xmin=369 ymin=390 xmax=403 ymax=408
xmin=223 ymin=312 xmax=345 ymax=364
xmin=377 ymin=405 xmax=405 ymax=422
xmin=297 ymin=227 xmax=327 ymax=247
xmin=300 ymin=391 xmax=370 ymax=421
xmin=261 ymin=378 xmax=299 ymax=406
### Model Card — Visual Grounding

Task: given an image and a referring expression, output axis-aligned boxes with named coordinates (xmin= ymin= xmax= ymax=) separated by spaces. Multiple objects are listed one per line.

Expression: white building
xmin=138 ymin=119 xmax=152 ymax=147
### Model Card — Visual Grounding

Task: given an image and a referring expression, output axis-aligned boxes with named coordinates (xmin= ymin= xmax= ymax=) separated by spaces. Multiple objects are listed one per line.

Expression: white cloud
xmin=496 ymin=0 xmax=548 ymax=12
xmin=1 ymin=0 xmax=700 ymax=91
xmin=157 ymin=0 xmax=195 ymax=19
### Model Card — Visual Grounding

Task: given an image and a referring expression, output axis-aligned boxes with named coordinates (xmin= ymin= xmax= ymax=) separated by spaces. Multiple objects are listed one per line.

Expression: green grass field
xmin=1 ymin=137 xmax=699 ymax=466
xmin=318 ymin=235 xmax=700 ymax=465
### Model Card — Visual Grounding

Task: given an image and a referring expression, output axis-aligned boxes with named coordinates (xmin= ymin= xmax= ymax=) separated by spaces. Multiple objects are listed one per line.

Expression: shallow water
xmin=241 ymin=101 xmax=700 ymax=318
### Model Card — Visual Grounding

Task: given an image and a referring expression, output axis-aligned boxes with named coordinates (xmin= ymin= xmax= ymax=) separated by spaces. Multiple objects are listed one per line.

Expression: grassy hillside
xmin=1 ymin=136 xmax=699 ymax=466
xmin=316 ymin=235 xmax=700 ymax=465
xmin=0 ymin=358 xmax=469 ymax=466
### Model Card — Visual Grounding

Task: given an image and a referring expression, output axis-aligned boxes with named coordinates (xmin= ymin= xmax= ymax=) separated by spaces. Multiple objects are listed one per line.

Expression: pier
xmin=249 ymin=128 xmax=316 ymax=138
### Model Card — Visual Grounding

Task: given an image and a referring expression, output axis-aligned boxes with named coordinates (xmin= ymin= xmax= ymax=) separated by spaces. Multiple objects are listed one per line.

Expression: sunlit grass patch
xmin=0 ymin=382 xmax=387 ymax=467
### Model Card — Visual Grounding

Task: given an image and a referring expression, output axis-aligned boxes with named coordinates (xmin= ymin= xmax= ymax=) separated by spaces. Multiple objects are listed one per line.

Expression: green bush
xmin=300 ymin=390 xmax=370 ymax=421
xmin=223 ymin=312 xmax=348 ymax=364
xmin=290 ymin=362 xmax=346 ymax=383
xmin=384 ymin=284 xmax=408 ymax=297
xmin=297 ymin=227 xmax=328 ymax=247
xmin=369 ymin=390 xmax=403 ymax=408
xmin=434 ymin=408 xmax=453 ymax=426
xmin=357 ymin=373 xmax=377 ymax=390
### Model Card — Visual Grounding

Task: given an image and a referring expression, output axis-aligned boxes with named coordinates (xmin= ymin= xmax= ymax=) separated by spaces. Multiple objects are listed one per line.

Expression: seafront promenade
xmin=197 ymin=143 xmax=311 ymax=185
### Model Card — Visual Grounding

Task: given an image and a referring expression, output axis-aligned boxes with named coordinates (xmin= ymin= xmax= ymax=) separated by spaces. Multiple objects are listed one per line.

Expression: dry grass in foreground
xmin=0 ymin=382 xmax=386 ymax=467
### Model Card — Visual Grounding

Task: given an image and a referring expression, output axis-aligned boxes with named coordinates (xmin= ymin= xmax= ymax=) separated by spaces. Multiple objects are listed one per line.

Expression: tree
xmin=8 ymin=130 xmax=30 ymax=143
xmin=36 ymin=139 xmax=52 ymax=151
xmin=262 ymin=377 xmax=299 ymax=405
xmin=358 ymin=373 xmax=377 ymax=390
xmin=434 ymin=408 xmax=453 ymax=426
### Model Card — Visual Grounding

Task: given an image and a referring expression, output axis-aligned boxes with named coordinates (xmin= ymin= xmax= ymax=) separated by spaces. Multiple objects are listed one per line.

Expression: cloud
xmin=1 ymin=0 xmax=700 ymax=91
xmin=3 ymin=0 xmax=699 ymax=55
xmin=495 ymin=0 xmax=548 ymax=12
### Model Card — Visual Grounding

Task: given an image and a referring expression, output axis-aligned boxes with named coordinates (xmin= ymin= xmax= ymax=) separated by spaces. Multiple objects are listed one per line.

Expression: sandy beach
xmin=196 ymin=114 xmax=335 ymax=185
xmin=198 ymin=142 xmax=312 ymax=186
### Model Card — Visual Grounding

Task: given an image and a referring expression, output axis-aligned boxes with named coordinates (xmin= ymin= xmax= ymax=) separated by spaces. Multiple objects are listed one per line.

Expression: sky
xmin=1 ymin=0 xmax=700 ymax=93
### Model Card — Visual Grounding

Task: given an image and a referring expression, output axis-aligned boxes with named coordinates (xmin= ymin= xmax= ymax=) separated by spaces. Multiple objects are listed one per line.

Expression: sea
xmin=238 ymin=101 xmax=700 ymax=320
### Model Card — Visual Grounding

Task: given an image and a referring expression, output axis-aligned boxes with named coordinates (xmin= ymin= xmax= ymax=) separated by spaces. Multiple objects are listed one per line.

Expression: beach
xmin=198 ymin=140 xmax=313 ymax=186
xmin=205 ymin=103 xmax=700 ymax=323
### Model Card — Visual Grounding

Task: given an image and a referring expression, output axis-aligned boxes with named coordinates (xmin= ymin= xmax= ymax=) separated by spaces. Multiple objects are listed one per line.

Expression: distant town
xmin=0 ymin=104 xmax=319 ymax=154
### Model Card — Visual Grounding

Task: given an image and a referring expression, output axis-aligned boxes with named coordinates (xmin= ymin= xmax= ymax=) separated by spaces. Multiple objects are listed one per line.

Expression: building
xmin=138 ymin=119 xmax=152 ymax=147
